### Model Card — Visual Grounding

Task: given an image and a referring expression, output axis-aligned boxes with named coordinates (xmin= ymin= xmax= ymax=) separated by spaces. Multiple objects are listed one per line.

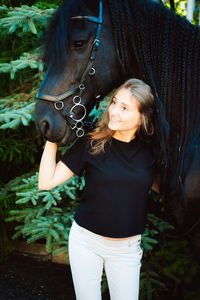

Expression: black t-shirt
xmin=61 ymin=135 xmax=156 ymax=238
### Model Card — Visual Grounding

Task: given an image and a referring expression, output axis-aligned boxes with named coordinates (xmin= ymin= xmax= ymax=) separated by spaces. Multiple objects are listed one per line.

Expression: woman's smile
xmin=109 ymin=117 xmax=121 ymax=124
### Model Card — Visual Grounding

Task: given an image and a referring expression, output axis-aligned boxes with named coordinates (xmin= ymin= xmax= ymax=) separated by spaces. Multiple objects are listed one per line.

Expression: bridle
xmin=36 ymin=1 xmax=103 ymax=137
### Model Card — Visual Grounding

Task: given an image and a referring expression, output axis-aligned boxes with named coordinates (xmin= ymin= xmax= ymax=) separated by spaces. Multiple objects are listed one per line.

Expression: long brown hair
xmin=88 ymin=78 xmax=155 ymax=155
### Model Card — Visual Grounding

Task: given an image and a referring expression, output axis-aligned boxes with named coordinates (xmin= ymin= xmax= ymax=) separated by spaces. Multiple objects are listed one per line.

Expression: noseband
xmin=36 ymin=1 xmax=103 ymax=137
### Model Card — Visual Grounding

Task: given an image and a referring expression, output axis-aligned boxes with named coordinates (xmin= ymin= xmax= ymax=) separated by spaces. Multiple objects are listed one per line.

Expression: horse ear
xmin=84 ymin=0 xmax=99 ymax=15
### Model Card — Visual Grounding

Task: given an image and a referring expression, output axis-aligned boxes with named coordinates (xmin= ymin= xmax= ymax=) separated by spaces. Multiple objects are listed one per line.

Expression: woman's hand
xmin=38 ymin=141 xmax=74 ymax=190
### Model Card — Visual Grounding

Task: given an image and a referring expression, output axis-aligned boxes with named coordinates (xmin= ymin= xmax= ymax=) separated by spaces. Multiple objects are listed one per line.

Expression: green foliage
xmin=165 ymin=0 xmax=200 ymax=26
xmin=0 ymin=220 xmax=16 ymax=262
xmin=0 ymin=172 xmax=33 ymax=262
xmin=0 ymin=49 xmax=43 ymax=80
xmin=34 ymin=1 xmax=63 ymax=9
xmin=0 ymin=92 xmax=36 ymax=129
xmin=0 ymin=5 xmax=55 ymax=35
xmin=139 ymin=199 xmax=174 ymax=299
xmin=140 ymin=236 xmax=200 ymax=300
xmin=0 ymin=1 xmax=199 ymax=299
xmin=156 ymin=239 xmax=198 ymax=284
xmin=0 ymin=100 xmax=35 ymax=129
xmin=1 ymin=1 xmax=36 ymax=6
xmin=0 ymin=1 xmax=56 ymax=263
xmin=167 ymin=0 xmax=187 ymax=17
xmin=0 ymin=126 xmax=43 ymax=173
xmin=5 ymin=171 xmax=84 ymax=256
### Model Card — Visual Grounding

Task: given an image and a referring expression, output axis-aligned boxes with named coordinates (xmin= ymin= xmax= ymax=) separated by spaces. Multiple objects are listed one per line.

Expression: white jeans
xmin=68 ymin=221 xmax=143 ymax=300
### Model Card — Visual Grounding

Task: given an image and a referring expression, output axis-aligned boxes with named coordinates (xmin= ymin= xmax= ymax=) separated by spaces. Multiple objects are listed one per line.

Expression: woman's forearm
xmin=38 ymin=141 xmax=58 ymax=189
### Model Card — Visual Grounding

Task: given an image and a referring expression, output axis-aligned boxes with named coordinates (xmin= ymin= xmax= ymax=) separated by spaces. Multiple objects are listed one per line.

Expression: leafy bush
xmin=0 ymin=0 xmax=199 ymax=298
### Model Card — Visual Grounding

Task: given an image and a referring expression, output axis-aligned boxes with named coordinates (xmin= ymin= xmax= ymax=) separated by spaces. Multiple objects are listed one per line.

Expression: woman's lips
xmin=109 ymin=118 xmax=120 ymax=124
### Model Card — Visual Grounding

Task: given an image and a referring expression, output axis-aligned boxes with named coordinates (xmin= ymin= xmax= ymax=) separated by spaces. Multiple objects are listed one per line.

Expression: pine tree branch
xmin=0 ymin=87 xmax=38 ymax=129
xmin=3 ymin=169 xmax=83 ymax=254
xmin=0 ymin=96 xmax=35 ymax=129
xmin=0 ymin=5 xmax=55 ymax=35
xmin=0 ymin=48 xmax=44 ymax=79
xmin=0 ymin=5 xmax=8 ymax=12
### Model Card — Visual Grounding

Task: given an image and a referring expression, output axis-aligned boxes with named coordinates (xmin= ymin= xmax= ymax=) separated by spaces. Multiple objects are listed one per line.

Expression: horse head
xmin=35 ymin=0 xmax=133 ymax=146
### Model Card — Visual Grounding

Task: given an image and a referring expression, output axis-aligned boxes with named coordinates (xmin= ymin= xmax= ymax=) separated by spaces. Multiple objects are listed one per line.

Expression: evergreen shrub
xmin=0 ymin=1 xmax=199 ymax=298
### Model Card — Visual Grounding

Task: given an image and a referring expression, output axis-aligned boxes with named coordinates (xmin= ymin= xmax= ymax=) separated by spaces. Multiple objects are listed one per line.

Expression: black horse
xmin=35 ymin=0 xmax=200 ymax=256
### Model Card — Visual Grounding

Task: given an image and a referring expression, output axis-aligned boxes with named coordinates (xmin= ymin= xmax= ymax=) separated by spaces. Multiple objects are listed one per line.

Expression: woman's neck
xmin=112 ymin=130 xmax=136 ymax=143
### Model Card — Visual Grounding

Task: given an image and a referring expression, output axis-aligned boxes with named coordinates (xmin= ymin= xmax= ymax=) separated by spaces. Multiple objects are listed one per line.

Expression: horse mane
xmin=108 ymin=0 xmax=200 ymax=208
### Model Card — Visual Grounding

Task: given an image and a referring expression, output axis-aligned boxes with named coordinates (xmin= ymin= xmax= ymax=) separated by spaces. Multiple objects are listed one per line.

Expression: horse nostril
xmin=41 ymin=120 xmax=50 ymax=137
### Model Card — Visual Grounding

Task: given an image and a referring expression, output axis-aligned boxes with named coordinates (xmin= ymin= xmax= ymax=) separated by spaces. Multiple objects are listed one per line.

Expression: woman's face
xmin=108 ymin=88 xmax=142 ymax=138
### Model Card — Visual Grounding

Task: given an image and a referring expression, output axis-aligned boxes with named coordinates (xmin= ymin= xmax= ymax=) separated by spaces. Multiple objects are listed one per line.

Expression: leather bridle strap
xmin=36 ymin=86 xmax=79 ymax=102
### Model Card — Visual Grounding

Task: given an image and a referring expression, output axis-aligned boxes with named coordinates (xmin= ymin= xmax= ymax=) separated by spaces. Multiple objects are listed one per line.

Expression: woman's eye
xmin=73 ymin=40 xmax=86 ymax=48
xmin=122 ymin=106 xmax=127 ymax=111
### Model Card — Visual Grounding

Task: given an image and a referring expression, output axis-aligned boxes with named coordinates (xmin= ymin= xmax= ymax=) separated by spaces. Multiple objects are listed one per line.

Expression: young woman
xmin=38 ymin=78 xmax=157 ymax=300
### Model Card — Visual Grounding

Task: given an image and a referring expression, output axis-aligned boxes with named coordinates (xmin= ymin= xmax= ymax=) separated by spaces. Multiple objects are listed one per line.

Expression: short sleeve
xmin=60 ymin=136 xmax=88 ymax=176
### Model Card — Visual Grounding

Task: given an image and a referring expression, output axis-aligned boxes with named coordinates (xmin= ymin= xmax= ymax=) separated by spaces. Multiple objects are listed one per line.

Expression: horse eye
xmin=73 ymin=40 xmax=85 ymax=48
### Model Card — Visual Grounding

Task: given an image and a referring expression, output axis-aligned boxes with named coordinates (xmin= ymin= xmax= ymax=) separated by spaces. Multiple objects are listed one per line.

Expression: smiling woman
xmin=38 ymin=78 xmax=157 ymax=300
xmin=88 ymin=78 xmax=155 ymax=154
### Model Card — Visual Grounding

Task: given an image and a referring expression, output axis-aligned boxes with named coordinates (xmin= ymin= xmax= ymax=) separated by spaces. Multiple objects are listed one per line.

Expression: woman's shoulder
xmin=138 ymin=135 xmax=157 ymax=162
xmin=63 ymin=135 xmax=91 ymax=155
xmin=72 ymin=134 xmax=90 ymax=145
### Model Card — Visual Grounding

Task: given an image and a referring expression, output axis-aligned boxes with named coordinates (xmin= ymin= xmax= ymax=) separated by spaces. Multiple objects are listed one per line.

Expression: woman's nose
xmin=110 ymin=105 xmax=119 ymax=115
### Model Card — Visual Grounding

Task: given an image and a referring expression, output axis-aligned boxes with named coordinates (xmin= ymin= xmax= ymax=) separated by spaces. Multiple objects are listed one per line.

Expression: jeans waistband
xmin=72 ymin=220 xmax=141 ymax=247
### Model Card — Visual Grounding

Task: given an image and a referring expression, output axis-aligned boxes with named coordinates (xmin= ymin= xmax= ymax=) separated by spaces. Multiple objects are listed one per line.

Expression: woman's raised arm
xmin=38 ymin=141 xmax=74 ymax=190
